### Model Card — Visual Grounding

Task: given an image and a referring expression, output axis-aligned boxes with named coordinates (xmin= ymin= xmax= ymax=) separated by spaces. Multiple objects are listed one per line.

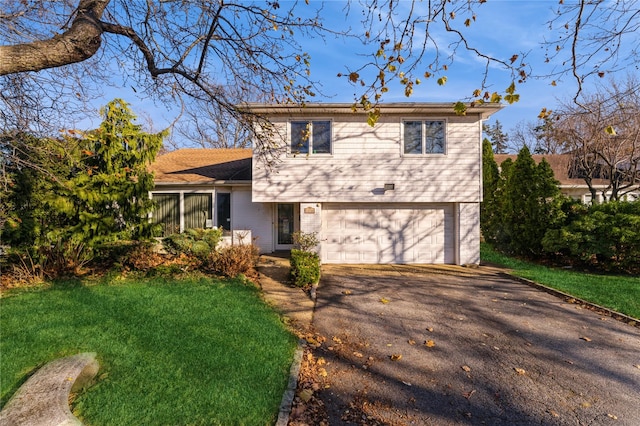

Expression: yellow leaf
xmin=390 ymin=354 xmax=402 ymax=361
xmin=437 ymin=76 xmax=447 ymax=86
xmin=604 ymin=126 xmax=617 ymax=136
xmin=581 ymin=336 xmax=592 ymax=342
xmin=514 ymin=368 xmax=526 ymax=375
xmin=318 ymin=367 xmax=327 ymax=377
xmin=342 ymin=290 xmax=352 ymax=295
xmin=298 ymin=389 xmax=313 ymax=402
xmin=380 ymin=298 xmax=390 ymax=304
xmin=462 ymin=365 xmax=471 ymax=372
xmin=426 ymin=327 xmax=434 ymax=332
xmin=408 ymin=339 xmax=416 ymax=345
xmin=425 ymin=340 xmax=435 ymax=347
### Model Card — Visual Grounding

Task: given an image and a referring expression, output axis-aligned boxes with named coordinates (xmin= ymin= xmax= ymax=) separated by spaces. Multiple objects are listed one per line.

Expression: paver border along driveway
xmin=307 ymin=265 xmax=640 ymax=425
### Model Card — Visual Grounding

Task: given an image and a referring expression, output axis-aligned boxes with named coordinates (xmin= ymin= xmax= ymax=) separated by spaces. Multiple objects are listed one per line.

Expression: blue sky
xmin=83 ymin=0 xmax=621 ymax=145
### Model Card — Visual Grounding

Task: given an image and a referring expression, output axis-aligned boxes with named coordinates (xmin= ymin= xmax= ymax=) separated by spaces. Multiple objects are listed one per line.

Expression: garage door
xmin=322 ymin=203 xmax=454 ymax=264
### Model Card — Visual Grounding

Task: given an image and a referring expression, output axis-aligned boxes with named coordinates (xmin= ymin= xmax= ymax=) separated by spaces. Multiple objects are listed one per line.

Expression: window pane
xmin=151 ymin=193 xmax=179 ymax=237
xmin=291 ymin=121 xmax=309 ymax=154
xmin=404 ymin=121 xmax=422 ymax=154
xmin=312 ymin=121 xmax=331 ymax=153
xmin=216 ymin=193 xmax=231 ymax=231
xmin=184 ymin=194 xmax=212 ymax=230
xmin=425 ymin=120 xmax=445 ymax=154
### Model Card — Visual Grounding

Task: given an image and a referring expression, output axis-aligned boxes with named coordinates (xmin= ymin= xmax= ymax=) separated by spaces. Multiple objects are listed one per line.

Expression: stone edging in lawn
xmin=0 ymin=352 xmax=99 ymax=426
xmin=502 ymin=272 xmax=639 ymax=328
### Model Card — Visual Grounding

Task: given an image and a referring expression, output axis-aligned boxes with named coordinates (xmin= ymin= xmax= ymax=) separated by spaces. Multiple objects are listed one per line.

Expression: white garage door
xmin=322 ymin=203 xmax=454 ymax=264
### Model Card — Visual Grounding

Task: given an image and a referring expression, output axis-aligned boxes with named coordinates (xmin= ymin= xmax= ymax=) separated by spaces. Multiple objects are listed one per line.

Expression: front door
xmin=276 ymin=203 xmax=295 ymax=250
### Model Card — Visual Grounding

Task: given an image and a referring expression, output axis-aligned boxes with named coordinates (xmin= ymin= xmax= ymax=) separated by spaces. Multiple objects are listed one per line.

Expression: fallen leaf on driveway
xmin=634 ymin=364 xmax=640 ymax=369
xmin=390 ymin=354 xmax=402 ymax=361
xmin=425 ymin=340 xmax=436 ymax=347
xmin=580 ymin=336 xmax=592 ymax=342
xmin=426 ymin=327 xmax=434 ymax=332
xmin=461 ymin=365 xmax=471 ymax=372
xmin=342 ymin=290 xmax=352 ymax=295
xmin=608 ymin=414 xmax=618 ymax=420
xmin=514 ymin=368 xmax=526 ymax=375
xmin=380 ymin=298 xmax=390 ymax=304
xmin=408 ymin=339 xmax=416 ymax=345
xmin=353 ymin=351 xmax=363 ymax=358
xmin=462 ymin=389 xmax=476 ymax=399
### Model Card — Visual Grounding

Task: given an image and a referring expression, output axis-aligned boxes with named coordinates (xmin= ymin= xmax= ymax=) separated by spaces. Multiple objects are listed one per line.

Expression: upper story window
xmin=403 ymin=120 xmax=446 ymax=155
xmin=291 ymin=120 xmax=332 ymax=155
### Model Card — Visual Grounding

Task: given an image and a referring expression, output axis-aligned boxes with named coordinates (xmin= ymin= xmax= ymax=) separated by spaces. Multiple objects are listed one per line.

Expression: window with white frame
xmin=291 ymin=120 xmax=331 ymax=154
xmin=403 ymin=120 xmax=446 ymax=154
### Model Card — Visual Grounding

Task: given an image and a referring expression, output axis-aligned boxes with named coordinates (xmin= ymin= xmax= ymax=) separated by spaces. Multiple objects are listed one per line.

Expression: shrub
xmin=163 ymin=228 xmax=223 ymax=260
xmin=209 ymin=244 xmax=259 ymax=278
xmin=290 ymin=249 xmax=320 ymax=288
xmin=123 ymin=242 xmax=165 ymax=272
xmin=292 ymin=231 xmax=319 ymax=252
xmin=543 ymin=200 xmax=640 ymax=273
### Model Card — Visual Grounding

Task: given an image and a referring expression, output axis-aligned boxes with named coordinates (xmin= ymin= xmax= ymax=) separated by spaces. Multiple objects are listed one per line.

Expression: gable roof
xmin=151 ymin=148 xmax=252 ymax=184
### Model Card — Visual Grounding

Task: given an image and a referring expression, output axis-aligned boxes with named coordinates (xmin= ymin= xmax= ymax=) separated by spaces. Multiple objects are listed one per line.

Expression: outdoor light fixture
xmin=383 ymin=183 xmax=395 ymax=191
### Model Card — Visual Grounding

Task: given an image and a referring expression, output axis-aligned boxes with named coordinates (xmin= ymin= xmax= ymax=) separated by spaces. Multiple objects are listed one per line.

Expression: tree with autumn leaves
xmin=2 ymin=99 xmax=164 ymax=275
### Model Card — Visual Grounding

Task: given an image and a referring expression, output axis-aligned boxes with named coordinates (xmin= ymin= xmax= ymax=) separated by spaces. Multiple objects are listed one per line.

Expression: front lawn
xmin=0 ymin=276 xmax=298 ymax=425
xmin=481 ymin=243 xmax=640 ymax=320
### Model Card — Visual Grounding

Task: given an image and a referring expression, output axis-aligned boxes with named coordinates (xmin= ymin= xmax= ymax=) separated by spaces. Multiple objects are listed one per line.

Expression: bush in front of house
xmin=290 ymin=249 xmax=320 ymax=288
xmin=208 ymin=244 xmax=259 ymax=277
xmin=164 ymin=228 xmax=223 ymax=259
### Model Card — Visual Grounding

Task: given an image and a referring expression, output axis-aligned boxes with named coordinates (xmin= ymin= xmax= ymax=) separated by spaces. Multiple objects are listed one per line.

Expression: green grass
xmin=481 ymin=243 xmax=640 ymax=320
xmin=0 ymin=276 xmax=298 ymax=425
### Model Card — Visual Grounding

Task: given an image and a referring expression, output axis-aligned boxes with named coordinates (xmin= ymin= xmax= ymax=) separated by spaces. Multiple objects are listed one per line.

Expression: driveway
xmin=303 ymin=264 xmax=640 ymax=425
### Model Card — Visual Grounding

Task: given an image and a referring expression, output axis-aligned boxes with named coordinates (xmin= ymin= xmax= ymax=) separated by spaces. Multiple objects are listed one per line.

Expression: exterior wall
xmin=252 ymin=113 xmax=484 ymax=204
xmin=299 ymin=202 xmax=322 ymax=254
xmin=456 ymin=202 xmax=480 ymax=265
xmin=231 ymin=188 xmax=273 ymax=253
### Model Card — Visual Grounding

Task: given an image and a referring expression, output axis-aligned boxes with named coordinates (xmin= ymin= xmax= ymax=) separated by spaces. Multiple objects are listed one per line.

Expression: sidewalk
xmin=256 ymin=253 xmax=315 ymax=333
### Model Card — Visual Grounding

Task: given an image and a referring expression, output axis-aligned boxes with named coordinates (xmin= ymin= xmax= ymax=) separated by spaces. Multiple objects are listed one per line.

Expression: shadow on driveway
xmin=305 ymin=264 xmax=640 ymax=425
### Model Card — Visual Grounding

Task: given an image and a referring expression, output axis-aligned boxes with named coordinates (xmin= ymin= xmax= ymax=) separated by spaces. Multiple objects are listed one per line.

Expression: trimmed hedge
xmin=290 ymin=249 xmax=320 ymax=288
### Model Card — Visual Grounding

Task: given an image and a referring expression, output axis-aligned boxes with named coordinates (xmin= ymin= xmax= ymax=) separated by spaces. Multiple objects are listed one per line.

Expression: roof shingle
xmin=150 ymin=148 xmax=252 ymax=183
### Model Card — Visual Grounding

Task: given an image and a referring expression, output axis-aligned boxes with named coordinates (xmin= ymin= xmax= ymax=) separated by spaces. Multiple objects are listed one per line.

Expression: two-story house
xmin=150 ymin=102 xmax=502 ymax=265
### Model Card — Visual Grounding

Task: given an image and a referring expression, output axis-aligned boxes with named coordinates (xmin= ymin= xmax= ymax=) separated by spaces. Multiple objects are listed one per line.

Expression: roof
xmin=150 ymin=148 xmax=252 ymax=184
xmin=493 ymin=153 xmax=608 ymax=187
xmin=240 ymin=102 xmax=503 ymax=119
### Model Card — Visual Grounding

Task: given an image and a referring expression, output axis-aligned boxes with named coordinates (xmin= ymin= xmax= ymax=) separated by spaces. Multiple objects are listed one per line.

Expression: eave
xmin=239 ymin=102 xmax=503 ymax=120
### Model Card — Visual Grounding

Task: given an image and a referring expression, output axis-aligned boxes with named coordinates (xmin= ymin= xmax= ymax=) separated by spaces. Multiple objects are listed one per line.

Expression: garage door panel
xmin=323 ymin=203 xmax=454 ymax=264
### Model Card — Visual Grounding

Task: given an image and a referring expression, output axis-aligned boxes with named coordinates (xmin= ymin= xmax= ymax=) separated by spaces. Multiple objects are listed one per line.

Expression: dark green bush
xmin=290 ymin=249 xmax=320 ymax=288
xmin=542 ymin=201 xmax=640 ymax=273
xmin=163 ymin=228 xmax=223 ymax=259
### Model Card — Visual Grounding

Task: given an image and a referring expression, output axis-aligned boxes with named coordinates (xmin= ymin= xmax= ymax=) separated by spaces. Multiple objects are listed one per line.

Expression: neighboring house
xmin=150 ymin=102 xmax=502 ymax=265
xmin=493 ymin=154 xmax=639 ymax=203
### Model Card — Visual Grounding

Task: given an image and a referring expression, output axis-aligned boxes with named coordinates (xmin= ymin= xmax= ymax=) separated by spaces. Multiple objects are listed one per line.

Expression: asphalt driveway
xmin=307 ymin=264 xmax=640 ymax=425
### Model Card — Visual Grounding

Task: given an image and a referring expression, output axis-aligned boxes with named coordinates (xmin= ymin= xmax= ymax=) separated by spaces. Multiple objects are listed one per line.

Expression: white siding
xmin=253 ymin=114 xmax=483 ymax=203
xmin=456 ymin=202 xmax=480 ymax=265
xmin=231 ymin=187 xmax=273 ymax=253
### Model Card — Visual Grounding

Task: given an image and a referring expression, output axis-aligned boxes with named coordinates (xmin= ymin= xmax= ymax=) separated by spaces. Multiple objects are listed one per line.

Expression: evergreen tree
xmin=483 ymin=120 xmax=509 ymax=154
xmin=481 ymin=138 xmax=500 ymax=243
xmin=502 ymin=146 xmax=563 ymax=256
xmin=3 ymin=99 xmax=165 ymax=274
